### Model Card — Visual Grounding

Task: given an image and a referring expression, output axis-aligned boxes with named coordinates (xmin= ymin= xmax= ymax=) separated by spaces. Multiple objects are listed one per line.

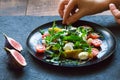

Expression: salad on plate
xmin=35 ymin=22 xmax=102 ymax=65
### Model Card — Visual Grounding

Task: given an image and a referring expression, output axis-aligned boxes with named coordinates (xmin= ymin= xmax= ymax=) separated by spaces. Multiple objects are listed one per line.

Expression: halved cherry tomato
xmin=36 ymin=44 xmax=45 ymax=53
xmin=91 ymin=39 xmax=102 ymax=47
xmin=42 ymin=33 xmax=49 ymax=39
xmin=91 ymin=48 xmax=99 ymax=57
xmin=88 ymin=33 xmax=100 ymax=39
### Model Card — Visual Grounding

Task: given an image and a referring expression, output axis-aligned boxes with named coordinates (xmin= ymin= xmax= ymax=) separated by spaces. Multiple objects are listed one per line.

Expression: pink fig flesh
xmin=4 ymin=47 xmax=27 ymax=68
xmin=3 ymin=33 xmax=23 ymax=52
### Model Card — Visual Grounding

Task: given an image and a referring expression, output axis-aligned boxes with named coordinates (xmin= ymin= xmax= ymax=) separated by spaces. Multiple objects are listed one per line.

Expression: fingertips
xmin=109 ymin=3 xmax=116 ymax=10
xmin=63 ymin=0 xmax=75 ymax=24
xmin=66 ymin=11 xmax=85 ymax=25
xmin=109 ymin=3 xmax=120 ymax=18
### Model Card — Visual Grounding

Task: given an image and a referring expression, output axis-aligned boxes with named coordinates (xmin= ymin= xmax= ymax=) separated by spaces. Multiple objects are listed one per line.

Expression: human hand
xmin=58 ymin=0 xmax=109 ymax=25
xmin=109 ymin=3 xmax=120 ymax=24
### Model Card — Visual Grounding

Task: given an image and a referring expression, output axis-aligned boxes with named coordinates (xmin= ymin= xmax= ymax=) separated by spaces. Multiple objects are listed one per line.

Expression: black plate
xmin=26 ymin=20 xmax=116 ymax=67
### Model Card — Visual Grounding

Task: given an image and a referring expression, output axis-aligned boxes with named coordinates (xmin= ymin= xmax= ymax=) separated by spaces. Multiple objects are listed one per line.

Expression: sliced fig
xmin=3 ymin=33 xmax=23 ymax=52
xmin=4 ymin=47 xmax=27 ymax=69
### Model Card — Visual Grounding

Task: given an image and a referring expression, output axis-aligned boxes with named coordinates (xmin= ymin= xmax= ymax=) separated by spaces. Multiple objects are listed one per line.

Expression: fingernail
xmin=109 ymin=3 xmax=114 ymax=6
xmin=109 ymin=3 xmax=115 ymax=10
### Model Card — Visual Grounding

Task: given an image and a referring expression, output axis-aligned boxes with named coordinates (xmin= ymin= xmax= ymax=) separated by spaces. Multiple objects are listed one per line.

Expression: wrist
xmin=102 ymin=0 xmax=120 ymax=10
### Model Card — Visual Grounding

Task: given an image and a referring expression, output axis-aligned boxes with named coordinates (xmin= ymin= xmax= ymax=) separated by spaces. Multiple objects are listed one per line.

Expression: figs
xmin=4 ymin=47 xmax=27 ymax=69
xmin=3 ymin=33 xmax=23 ymax=52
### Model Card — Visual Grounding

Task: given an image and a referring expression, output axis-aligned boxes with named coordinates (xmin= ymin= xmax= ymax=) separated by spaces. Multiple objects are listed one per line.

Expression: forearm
xmin=97 ymin=0 xmax=120 ymax=11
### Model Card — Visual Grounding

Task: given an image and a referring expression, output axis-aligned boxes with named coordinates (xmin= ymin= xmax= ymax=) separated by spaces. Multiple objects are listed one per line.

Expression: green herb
xmin=40 ymin=22 xmax=102 ymax=65
xmin=39 ymin=29 xmax=45 ymax=35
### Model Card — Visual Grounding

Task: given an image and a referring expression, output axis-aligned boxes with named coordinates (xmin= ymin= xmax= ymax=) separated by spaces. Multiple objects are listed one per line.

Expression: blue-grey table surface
xmin=0 ymin=16 xmax=120 ymax=80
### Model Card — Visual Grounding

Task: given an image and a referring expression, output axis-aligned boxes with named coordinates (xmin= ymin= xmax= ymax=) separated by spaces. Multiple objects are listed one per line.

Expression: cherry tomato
xmin=36 ymin=44 xmax=45 ymax=53
xmin=88 ymin=33 xmax=100 ymax=39
xmin=91 ymin=48 xmax=99 ymax=57
xmin=91 ymin=39 xmax=102 ymax=47
xmin=42 ymin=33 xmax=49 ymax=39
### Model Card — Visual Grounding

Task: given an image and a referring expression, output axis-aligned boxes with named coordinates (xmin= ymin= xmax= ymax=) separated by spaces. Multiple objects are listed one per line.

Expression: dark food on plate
xmin=35 ymin=22 xmax=102 ymax=65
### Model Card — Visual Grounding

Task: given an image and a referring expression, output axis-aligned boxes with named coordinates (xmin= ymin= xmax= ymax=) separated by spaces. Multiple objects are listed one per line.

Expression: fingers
xmin=62 ymin=0 xmax=76 ymax=24
xmin=58 ymin=0 xmax=86 ymax=25
xmin=66 ymin=10 xmax=85 ymax=24
xmin=109 ymin=3 xmax=120 ymax=19
xmin=58 ymin=0 xmax=69 ymax=18
xmin=71 ymin=7 xmax=76 ymax=15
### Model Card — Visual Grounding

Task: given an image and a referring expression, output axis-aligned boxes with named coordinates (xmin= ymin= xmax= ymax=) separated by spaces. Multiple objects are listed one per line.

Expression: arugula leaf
xmin=52 ymin=43 xmax=61 ymax=51
xmin=63 ymin=35 xmax=81 ymax=42
xmin=42 ymin=22 xmax=101 ymax=64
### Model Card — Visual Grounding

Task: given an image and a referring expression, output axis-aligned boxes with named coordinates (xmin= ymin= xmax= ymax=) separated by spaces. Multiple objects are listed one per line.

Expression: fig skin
xmin=4 ymin=47 xmax=27 ymax=69
xmin=3 ymin=33 xmax=23 ymax=52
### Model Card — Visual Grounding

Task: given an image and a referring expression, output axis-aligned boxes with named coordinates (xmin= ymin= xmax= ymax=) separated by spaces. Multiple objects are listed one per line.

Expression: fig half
xmin=4 ymin=47 xmax=27 ymax=69
xmin=3 ymin=33 xmax=23 ymax=52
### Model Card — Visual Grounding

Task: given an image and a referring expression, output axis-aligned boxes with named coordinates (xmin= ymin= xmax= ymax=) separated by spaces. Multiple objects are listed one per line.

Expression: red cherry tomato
xmin=88 ymin=33 xmax=100 ymax=39
xmin=36 ymin=44 xmax=45 ymax=53
xmin=91 ymin=48 xmax=99 ymax=57
xmin=91 ymin=39 xmax=102 ymax=47
xmin=42 ymin=33 xmax=49 ymax=39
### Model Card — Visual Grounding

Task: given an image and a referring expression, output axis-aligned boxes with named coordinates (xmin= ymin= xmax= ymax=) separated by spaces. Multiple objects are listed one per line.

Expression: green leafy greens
xmin=39 ymin=22 xmax=99 ymax=65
